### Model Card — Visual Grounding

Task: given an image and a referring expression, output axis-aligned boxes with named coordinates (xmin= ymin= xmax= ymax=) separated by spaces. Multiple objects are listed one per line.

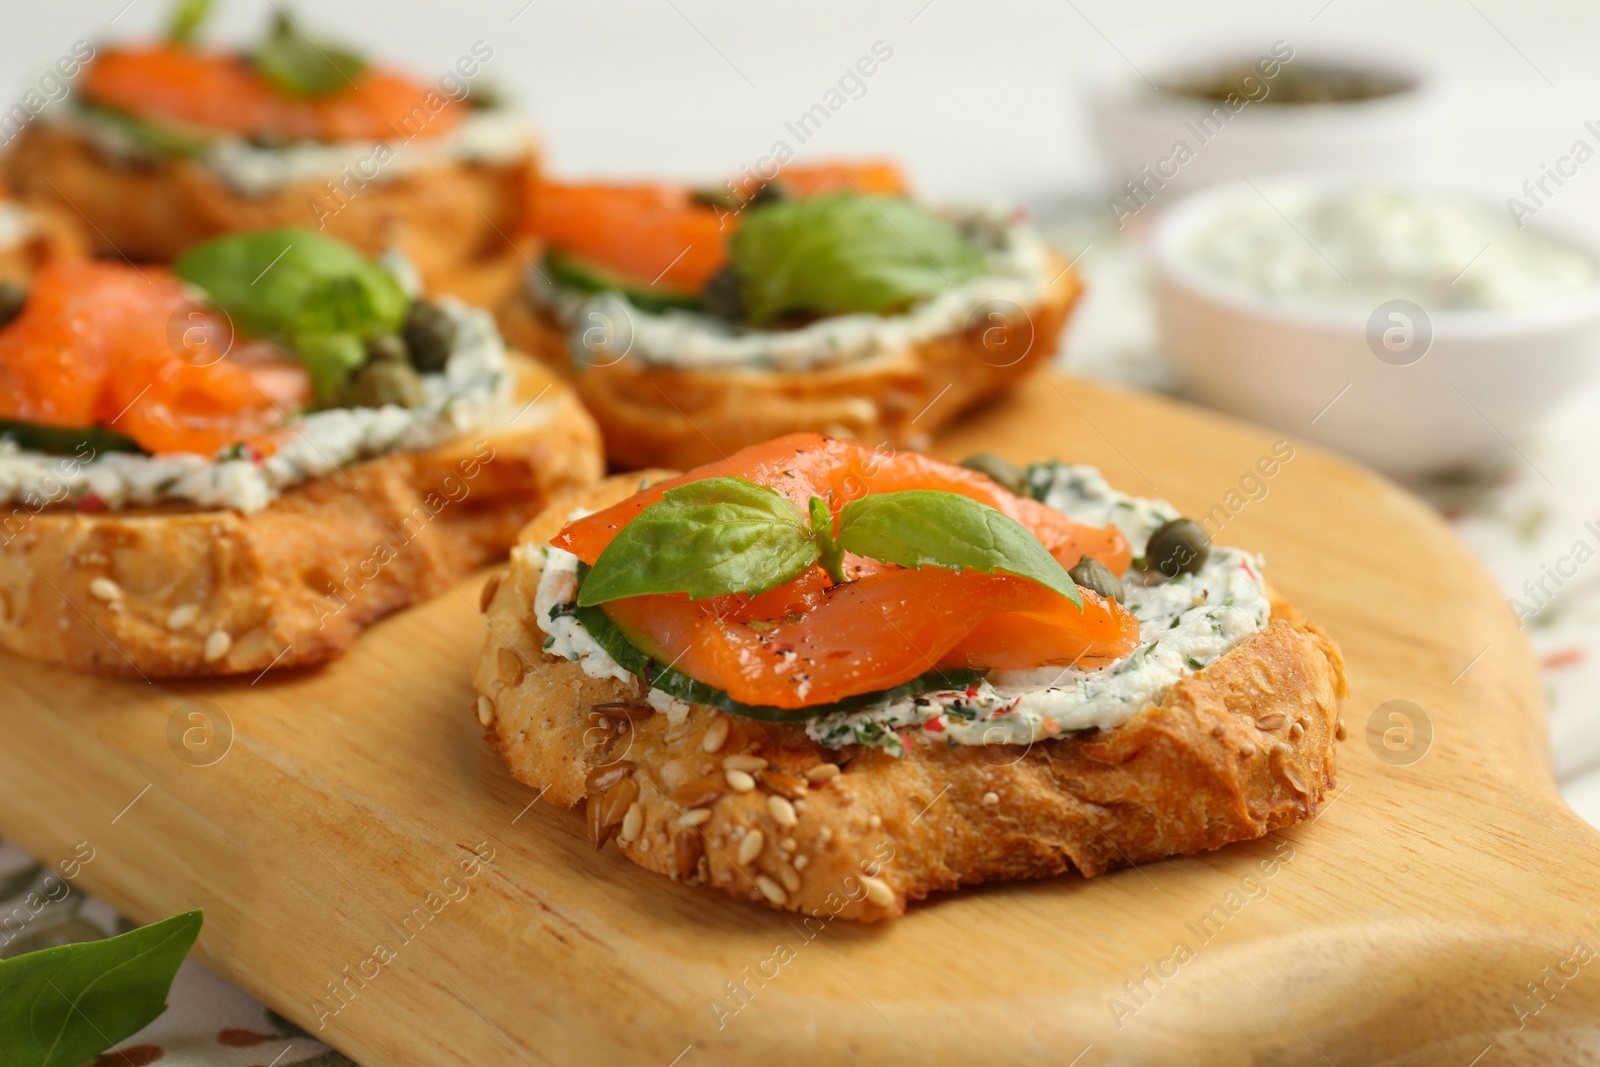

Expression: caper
xmin=333 ymin=360 xmax=427 ymax=410
xmin=749 ymin=182 xmax=787 ymax=207
xmin=689 ymin=186 xmax=744 ymax=211
xmin=402 ymin=300 xmax=456 ymax=373
xmin=365 ymin=333 xmax=409 ymax=364
xmin=1144 ymin=517 xmax=1210 ymax=579
xmin=1068 ymin=556 xmax=1124 ymax=604
xmin=959 ymin=452 xmax=1026 ymax=496
xmin=0 ymin=281 xmax=28 ymax=329
xmin=701 ymin=266 xmax=744 ymax=321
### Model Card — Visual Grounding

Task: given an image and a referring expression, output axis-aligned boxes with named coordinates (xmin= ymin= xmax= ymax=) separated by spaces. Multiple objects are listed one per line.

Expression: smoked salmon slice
xmin=0 ymin=260 xmax=309 ymax=456
xmin=83 ymin=46 xmax=461 ymax=144
xmin=555 ymin=435 xmax=1140 ymax=709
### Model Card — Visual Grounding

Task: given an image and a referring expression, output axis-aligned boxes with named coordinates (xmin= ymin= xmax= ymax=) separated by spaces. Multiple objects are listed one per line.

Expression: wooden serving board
xmin=2 ymin=374 xmax=1596 ymax=1066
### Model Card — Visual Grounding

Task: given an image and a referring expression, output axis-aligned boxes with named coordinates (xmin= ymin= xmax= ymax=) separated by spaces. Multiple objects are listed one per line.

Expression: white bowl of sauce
xmin=1152 ymin=177 xmax=1600 ymax=477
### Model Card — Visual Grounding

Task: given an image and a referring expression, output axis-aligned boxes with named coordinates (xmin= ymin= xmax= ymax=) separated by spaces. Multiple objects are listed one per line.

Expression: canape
xmin=499 ymin=162 xmax=1082 ymax=468
xmin=0 ymin=229 xmax=601 ymax=677
xmin=4 ymin=5 xmax=534 ymax=304
xmin=473 ymin=435 xmax=1345 ymax=920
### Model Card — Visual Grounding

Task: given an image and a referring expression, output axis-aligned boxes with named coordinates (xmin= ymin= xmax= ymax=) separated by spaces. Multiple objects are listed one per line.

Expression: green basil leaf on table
xmin=165 ymin=0 xmax=213 ymax=46
xmin=835 ymin=490 xmax=1083 ymax=609
xmin=729 ymin=194 xmax=985 ymax=326
xmin=0 ymin=909 xmax=202 ymax=1067
xmin=174 ymin=228 xmax=408 ymax=401
xmin=578 ymin=477 xmax=819 ymax=606
xmin=251 ymin=11 xmax=368 ymax=98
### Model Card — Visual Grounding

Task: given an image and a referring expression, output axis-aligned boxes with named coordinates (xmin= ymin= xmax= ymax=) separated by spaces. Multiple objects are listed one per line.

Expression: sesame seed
xmin=768 ymin=795 xmax=798 ymax=828
xmin=1283 ymin=764 xmax=1308 ymax=794
xmin=1335 ymin=718 xmax=1347 ymax=741
xmin=1255 ymin=714 xmax=1285 ymax=731
xmin=722 ymin=754 xmax=767 ymax=773
xmin=620 ymin=802 xmax=643 ymax=844
xmin=754 ymin=875 xmax=786 ymax=905
xmin=166 ymin=604 xmax=198 ymax=630
xmin=868 ymin=814 xmax=881 ymax=829
xmin=1289 ymin=721 xmax=1305 ymax=740
xmin=202 ymin=630 xmax=231 ymax=663
xmin=1211 ymin=724 xmax=1226 ymax=738
xmin=738 ymin=829 xmax=765 ymax=865
xmin=776 ymin=863 xmax=801 ymax=893
xmin=89 ymin=578 xmax=122 ymax=601
xmin=478 ymin=572 xmax=502 ymax=613
xmin=861 ymin=875 xmax=894 ymax=908
xmin=701 ymin=716 xmax=730 ymax=753
xmin=781 ymin=837 xmax=797 ymax=852
xmin=476 ymin=695 xmax=495 ymax=726
xmin=679 ymin=809 xmax=712 ymax=828
xmin=1239 ymin=744 xmax=1256 ymax=757
xmin=1273 ymin=742 xmax=1293 ymax=757
xmin=818 ymin=827 xmax=833 ymax=843
xmin=496 ymin=647 xmax=525 ymax=688
xmin=982 ymin=791 xmax=999 ymax=805
xmin=726 ymin=769 xmax=756 ymax=793
xmin=805 ymin=763 xmax=841 ymax=783
xmin=793 ymin=854 xmax=809 ymax=871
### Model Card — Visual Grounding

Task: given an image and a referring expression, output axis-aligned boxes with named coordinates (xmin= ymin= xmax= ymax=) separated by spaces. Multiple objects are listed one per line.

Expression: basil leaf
xmin=809 ymin=496 xmax=845 ymax=584
xmin=165 ymin=0 xmax=213 ymax=46
xmin=579 ymin=477 xmax=819 ymax=606
xmin=0 ymin=909 xmax=202 ymax=1067
xmin=730 ymin=194 xmax=985 ymax=326
xmin=836 ymin=490 xmax=1083 ymax=609
xmin=175 ymin=228 xmax=407 ymax=401
xmin=251 ymin=11 xmax=368 ymax=99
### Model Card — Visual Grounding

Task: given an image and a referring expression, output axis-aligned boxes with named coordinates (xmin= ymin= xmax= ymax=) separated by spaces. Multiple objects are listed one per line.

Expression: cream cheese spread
xmin=525 ymin=206 xmax=1058 ymax=373
xmin=1184 ymin=185 xmax=1599 ymax=311
xmin=45 ymin=103 xmax=531 ymax=197
xmin=529 ymin=464 xmax=1272 ymax=754
xmin=0 ymin=296 xmax=515 ymax=514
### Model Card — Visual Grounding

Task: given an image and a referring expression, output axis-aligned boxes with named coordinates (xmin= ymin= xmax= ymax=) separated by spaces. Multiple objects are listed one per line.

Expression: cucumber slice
xmin=570 ymin=594 xmax=986 ymax=723
xmin=543 ymin=249 xmax=704 ymax=314
xmin=80 ymin=103 xmax=212 ymax=158
xmin=0 ymin=420 xmax=143 ymax=456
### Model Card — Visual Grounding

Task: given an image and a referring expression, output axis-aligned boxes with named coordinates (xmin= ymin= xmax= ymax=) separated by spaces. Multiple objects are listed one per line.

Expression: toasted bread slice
xmin=0 ymin=357 xmax=602 ymax=678
xmin=472 ymin=474 xmax=1347 ymax=922
xmin=3 ymin=124 xmax=535 ymax=307
xmin=497 ymin=256 xmax=1083 ymax=470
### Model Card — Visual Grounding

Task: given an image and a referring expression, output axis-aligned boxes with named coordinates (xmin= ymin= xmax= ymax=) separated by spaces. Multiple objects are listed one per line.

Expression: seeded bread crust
xmin=0 ymin=357 xmax=603 ymax=678
xmin=2 ymin=123 xmax=536 ymax=307
xmin=495 ymin=256 xmax=1083 ymax=470
xmin=472 ymin=475 xmax=1348 ymax=922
